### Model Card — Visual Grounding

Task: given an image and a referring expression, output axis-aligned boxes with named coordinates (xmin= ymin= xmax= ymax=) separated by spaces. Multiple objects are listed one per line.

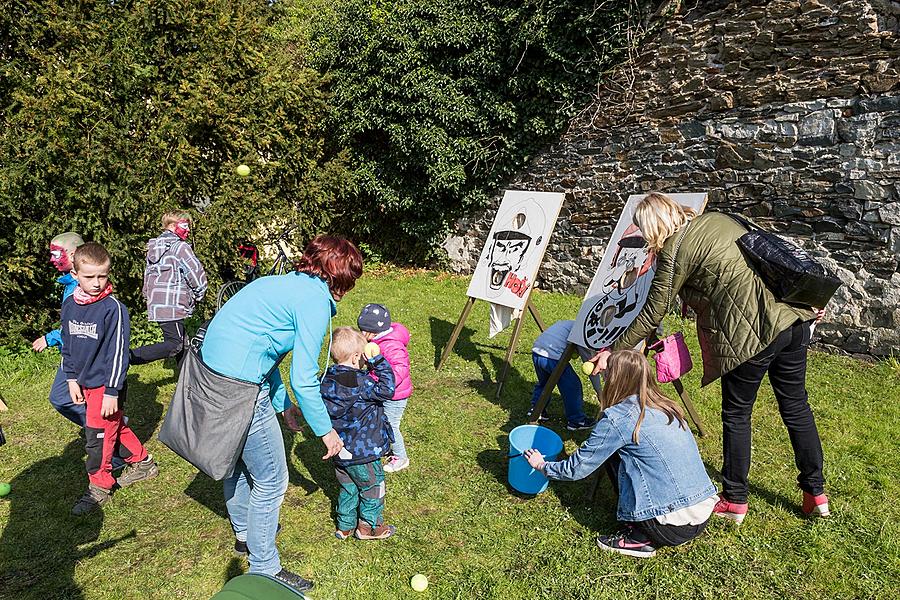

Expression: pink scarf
xmin=74 ymin=283 xmax=113 ymax=305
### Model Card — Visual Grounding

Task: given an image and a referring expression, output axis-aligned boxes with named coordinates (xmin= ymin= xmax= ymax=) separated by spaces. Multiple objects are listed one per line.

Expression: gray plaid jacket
xmin=142 ymin=231 xmax=208 ymax=321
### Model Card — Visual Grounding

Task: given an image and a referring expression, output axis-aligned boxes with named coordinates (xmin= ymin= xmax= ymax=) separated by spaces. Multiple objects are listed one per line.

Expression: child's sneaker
xmin=383 ymin=456 xmax=410 ymax=473
xmin=72 ymin=484 xmax=112 ymax=515
xmin=566 ymin=417 xmax=595 ymax=431
xmin=596 ymin=527 xmax=657 ymax=558
xmin=334 ymin=528 xmax=353 ymax=540
xmin=354 ymin=521 xmax=396 ymax=540
xmin=116 ymin=455 xmax=159 ymax=487
xmin=526 ymin=408 xmax=550 ymax=423
xmin=713 ymin=494 xmax=748 ymax=524
xmin=802 ymin=491 xmax=830 ymax=518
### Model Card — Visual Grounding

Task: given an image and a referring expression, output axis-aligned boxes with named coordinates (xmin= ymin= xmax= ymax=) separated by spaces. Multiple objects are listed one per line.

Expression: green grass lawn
xmin=1 ymin=271 xmax=898 ymax=599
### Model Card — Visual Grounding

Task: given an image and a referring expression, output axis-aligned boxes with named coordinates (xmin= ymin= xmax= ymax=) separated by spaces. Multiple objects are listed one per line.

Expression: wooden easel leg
xmin=495 ymin=310 xmax=528 ymax=400
xmin=527 ymin=301 xmax=547 ymax=332
xmin=528 ymin=344 xmax=576 ymax=422
xmin=673 ymin=378 xmax=706 ymax=437
xmin=436 ymin=297 xmax=476 ymax=370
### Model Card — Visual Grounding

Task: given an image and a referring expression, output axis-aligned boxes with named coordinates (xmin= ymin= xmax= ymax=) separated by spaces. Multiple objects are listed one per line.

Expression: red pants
xmin=84 ymin=386 xmax=147 ymax=489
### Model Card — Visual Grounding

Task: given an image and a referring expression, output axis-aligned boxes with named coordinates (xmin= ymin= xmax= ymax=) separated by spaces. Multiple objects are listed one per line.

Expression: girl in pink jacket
xmin=358 ymin=303 xmax=412 ymax=473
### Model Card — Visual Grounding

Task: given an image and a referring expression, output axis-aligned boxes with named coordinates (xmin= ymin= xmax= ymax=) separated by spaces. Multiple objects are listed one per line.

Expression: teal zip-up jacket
xmin=44 ymin=273 xmax=78 ymax=347
xmin=201 ymin=273 xmax=336 ymax=436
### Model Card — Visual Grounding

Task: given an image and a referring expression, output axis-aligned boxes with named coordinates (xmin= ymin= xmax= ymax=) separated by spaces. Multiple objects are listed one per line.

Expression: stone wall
xmin=443 ymin=0 xmax=900 ymax=356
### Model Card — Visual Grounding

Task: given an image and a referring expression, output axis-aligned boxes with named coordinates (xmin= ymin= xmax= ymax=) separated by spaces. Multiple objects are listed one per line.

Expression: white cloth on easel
xmin=488 ymin=302 xmax=522 ymax=338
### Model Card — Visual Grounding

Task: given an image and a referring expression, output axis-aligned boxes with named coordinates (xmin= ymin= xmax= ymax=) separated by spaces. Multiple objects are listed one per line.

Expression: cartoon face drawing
xmin=487 ymin=230 xmax=532 ymax=289
xmin=581 ymin=265 xmax=655 ymax=349
xmin=581 ymin=225 xmax=656 ymax=349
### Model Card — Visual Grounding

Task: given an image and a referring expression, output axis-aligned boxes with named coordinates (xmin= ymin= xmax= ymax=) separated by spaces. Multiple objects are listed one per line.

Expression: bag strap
xmin=664 ymin=220 xmax=691 ymax=314
xmin=726 ymin=212 xmax=760 ymax=232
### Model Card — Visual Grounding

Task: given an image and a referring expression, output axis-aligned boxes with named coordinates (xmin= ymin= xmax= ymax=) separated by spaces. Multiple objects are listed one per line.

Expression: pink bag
xmin=648 ymin=332 xmax=693 ymax=383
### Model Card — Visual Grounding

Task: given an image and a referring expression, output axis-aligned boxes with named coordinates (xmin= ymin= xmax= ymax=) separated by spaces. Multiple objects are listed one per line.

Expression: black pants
xmin=635 ymin=517 xmax=709 ymax=547
xmin=720 ymin=320 xmax=825 ymax=503
xmin=130 ymin=320 xmax=185 ymax=365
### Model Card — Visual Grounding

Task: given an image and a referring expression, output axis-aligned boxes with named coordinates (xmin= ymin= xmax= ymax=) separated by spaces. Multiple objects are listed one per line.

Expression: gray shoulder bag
xmin=159 ymin=336 xmax=284 ymax=481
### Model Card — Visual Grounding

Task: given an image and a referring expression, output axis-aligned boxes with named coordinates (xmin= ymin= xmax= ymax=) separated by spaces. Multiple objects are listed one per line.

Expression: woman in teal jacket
xmin=201 ymin=235 xmax=363 ymax=594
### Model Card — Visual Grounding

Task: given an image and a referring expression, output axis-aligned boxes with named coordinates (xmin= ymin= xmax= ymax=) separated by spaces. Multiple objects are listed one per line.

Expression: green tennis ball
xmin=0 ymin=482 xmax=10 ymax=498
xmin=411 ymin=574 xmax=428 ymax=592
xmin=364 ymin=342 xmax=380 ymax=359
xmin=582 ymin=361 xmax=595 ymax=376
xmin=235 ymin=164 xmax=251 ymax=177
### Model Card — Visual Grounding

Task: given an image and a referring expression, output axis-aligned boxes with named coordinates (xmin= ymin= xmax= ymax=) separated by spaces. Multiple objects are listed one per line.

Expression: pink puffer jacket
xmin=376 ymin=323 xmax=412 ymax=400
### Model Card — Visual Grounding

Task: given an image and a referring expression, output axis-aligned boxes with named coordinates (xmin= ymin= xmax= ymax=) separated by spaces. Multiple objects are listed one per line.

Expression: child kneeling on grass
xmin=61 ymin=243 xmax=158 ymax=515
xmin=525 ymin=349 xmax=717 ymax=558
xmin=321 ymin=327 xmax=397 ymax=540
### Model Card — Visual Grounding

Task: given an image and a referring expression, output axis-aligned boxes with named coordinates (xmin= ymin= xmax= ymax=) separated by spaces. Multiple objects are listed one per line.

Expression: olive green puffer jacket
xmin=613 ymin=212 xmax=815 ymax=386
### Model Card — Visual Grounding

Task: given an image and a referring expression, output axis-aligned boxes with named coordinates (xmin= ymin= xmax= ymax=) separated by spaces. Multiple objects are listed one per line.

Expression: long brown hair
xmin=602 ymin=349 xmax=686 ymax=443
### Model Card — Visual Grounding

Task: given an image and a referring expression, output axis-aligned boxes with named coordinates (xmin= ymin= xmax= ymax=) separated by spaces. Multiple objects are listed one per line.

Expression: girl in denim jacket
xmin=525 ymin=349 xmax=718 ymax=558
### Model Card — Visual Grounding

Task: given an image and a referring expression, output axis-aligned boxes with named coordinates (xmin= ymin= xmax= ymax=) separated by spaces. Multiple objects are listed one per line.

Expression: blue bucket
xmin=508 ymin=424 xmax=563 ymax=494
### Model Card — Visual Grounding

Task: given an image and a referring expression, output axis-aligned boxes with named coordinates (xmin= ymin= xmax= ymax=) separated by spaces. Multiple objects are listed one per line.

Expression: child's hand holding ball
xmin=364 ymin=342 xmax=380 ymax=359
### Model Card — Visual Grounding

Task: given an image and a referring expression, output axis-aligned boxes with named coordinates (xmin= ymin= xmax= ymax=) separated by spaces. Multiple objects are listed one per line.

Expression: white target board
xmin=569 ymin=193 xmax=708 ymax=350
xmin=466 ymin=190 xmax=565 ymax=310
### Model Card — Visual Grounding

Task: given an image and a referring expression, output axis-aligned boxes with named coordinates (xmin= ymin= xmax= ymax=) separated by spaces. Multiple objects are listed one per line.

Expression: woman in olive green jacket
xmin=591 ymin=192 xmax=829 ymax=524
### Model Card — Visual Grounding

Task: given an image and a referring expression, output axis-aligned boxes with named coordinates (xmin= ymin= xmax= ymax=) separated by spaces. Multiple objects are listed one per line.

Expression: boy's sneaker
xmin=116 ymin=455 xmax=159 ymax=488
xmin=383 ymin=456 xmax=410 ymax=473
xmin=272 ymin=568 xmax=314 ymax=593
xmin=566 ymin=417 xmax=595 ymax=431
xmin=802 ymin=491 xmax=830 ymax=518
xmin=596 ymin=527 xmax=657 ymax=558
xmin=526 ymin=409 xmax=550 ymax=423
xmin=354 ymin=521 xmax=396 ymax=540
xmin=334 ymin=528 xmax=353 ymax=540
xmin=72 ymin=484 xmax=112 ymax=516
xmin=713 ymin=494 xmax=748 ymax=524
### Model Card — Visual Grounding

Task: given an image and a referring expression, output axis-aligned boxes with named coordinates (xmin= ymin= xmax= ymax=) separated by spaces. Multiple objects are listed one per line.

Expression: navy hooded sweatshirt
xmin=60 ymin=294 xmax=130 ymax=396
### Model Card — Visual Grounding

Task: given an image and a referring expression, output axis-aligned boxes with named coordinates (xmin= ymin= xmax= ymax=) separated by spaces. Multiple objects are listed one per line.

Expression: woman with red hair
xmin=201 ymin=235 xmax=363 ymax=593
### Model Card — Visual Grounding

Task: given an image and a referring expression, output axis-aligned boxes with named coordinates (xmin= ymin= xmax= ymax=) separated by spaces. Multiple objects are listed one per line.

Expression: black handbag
xmin=728 ymin=213 xmax=841 ymax=308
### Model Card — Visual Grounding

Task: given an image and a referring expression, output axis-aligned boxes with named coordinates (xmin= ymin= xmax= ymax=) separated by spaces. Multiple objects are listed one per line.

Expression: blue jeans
xmin=50 ymin=367 xmax=86 ymax=426
xmin=383 ymin=398 xmax=408 ymax=460
xmin=224 ymin=392 xmax=288 ymax=575
xmin=530 ymin=353 xmax=587 ymax=423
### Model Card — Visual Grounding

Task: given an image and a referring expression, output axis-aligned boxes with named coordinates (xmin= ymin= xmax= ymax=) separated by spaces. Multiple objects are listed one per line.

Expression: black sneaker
xmin=234 ymin=523 xmax=282 ymax=557
xmin=273 ymin=568 xmax=314 ymax=593
xmin=566 ymin=418 xmax=595 ymax=431
xmin=526 ymin=409 xmax=550 ymax=423
xmin=596 ymin=527 xmax=657 ymax=558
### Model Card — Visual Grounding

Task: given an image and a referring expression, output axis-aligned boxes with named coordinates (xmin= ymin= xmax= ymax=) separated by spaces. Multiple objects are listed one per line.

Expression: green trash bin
xmin=210 ymin=574 xmax=308 ymax=600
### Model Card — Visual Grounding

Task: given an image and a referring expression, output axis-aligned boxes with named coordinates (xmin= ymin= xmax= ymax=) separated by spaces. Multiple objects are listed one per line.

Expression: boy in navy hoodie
xmin=320 ymin=327 xmax=396 ymax=541
xmin=61 ymin=242 xmax=158 ymax=515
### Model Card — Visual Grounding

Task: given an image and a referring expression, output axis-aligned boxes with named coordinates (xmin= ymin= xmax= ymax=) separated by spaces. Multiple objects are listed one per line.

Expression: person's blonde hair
xmin=602 ymin=349 xmax=686 ymax=444
xmin=330 ymin=326 xmax=366 ymax=363
xmin=50 ymin=232 xmax=84 ymax=252
xmin=162 ymin=210 xmax=191 ymax=229
xmin=632 ymin=192 xmax=696 ymax=253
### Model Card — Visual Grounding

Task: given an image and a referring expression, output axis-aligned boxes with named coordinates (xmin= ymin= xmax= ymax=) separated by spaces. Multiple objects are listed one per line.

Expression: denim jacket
xmin=543 ymin=395 xmax=716 ymax=521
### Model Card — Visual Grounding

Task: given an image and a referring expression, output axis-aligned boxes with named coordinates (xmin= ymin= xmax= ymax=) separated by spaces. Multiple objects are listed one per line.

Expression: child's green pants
xmin=334 ymin=460 xmax=385 ymax=530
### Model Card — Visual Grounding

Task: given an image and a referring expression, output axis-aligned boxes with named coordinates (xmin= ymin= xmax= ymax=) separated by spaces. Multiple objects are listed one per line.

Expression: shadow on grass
xmin=123 ymin=370 xmax=170 ymax=443
xmin=290 ymin=428 xmax=342 ymax=524
xmin=0 ymin=439 xmax=136 ymax=599
xmin=185 ymin=471 xmax=228 ymax=520
xmin=428 ymin=316 xmax=496 ymax=381
xmin=701 ymin=460 xmax=803 ymax=517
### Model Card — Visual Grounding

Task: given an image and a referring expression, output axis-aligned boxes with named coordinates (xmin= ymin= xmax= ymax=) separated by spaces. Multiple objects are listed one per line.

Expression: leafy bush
xmin=0 ymin=0 xmax=351 ymax=347
xmin=281 ymin=0 xmax=648 ymax=261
